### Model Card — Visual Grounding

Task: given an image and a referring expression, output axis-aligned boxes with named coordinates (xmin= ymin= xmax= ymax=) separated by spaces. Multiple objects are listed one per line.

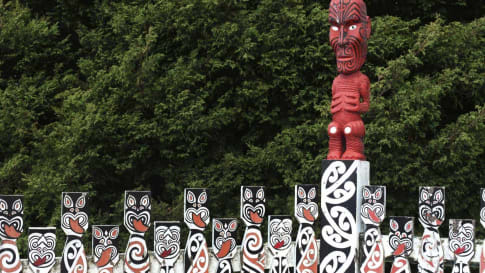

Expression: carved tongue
xmin=216 ymin=240 xmax=232 ymax=258
xmin=303 ymin=208 xmax=315 ymax=221
xmin=249 ymin=211 xmax=263 ymax=224
xmin=393 ymin=243 xmax=406 ymax=256
xmin=274 ymin=240 xmax=285 ymax=249
xmin=133 ymin=219 xmax=149 ymax=232
xmin=161 ymin=249 xmax=172 ymax=258
xmin=368 ymin=208 xmax=380 ymax=223
xmin=455 ymin=246 xmax=466 ymax=255
xmin=69 ymin=218 xmax=85 ymax=234
xmin=33 ymin=256 xmax=46 ymax=266
xmin=96 ymin=248 xmax=113 ymax=267
xmin=4 ymin=224 xmax=21 ymax=238
xmin=192 ymin=213 xmax=206 ymax=228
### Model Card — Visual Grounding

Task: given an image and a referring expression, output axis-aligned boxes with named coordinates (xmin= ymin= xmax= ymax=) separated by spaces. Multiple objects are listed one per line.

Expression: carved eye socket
xmin=110 ymin=226 xmax=119 ymax=239
xmin=349 ymin=25 xmax=357 ymax=30
xmin=214 ymin=220 xmax=222 ymax=232
xmin=187 ymin=191 xmax=196 ymax=204
xmin=64 ymin=195 xmax=73 ymax=208
xmin=93 ymin=227 xmax=102 ymax=239
xmin=228 ymin=220 xmax=237 ymax=232
xmin=307 ymin=188 xmax=316 ymax=199
xmin=363 ymin=188 xmax=371 ymax=199
xmin=244 ymin=188 xmax=252 ymax=200
xmin=76 ymin=195 xmax=86 ymax=208
xmin=374 ymin=188 xmax=382 ymax=199
xmin=140 ymin=195 xmax=150 ymax=207
xmin=256 ymin=189 xmax=264 ymax=200
xmin=297 ymin=187 xmax=305 ymax=199
xmin=12 ymin=199 xmax=22 ymax=212
xmin=0 ymin=200 xmax=7 ymax=211
xmin=127 ymin=195 xmax=136 ymax=207
xmin=331 ymin=26 xmax=338 ymax=31
xmin=198 ymin=192 xmax=207 ymax=204
xmin=390 ymin=219 xmax=398 ymax=231
xmin=404 ymin=220 xmax=413 ymax=232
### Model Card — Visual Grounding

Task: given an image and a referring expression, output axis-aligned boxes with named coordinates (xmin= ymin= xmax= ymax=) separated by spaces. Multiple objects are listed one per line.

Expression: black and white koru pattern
xmin=92 ymin=225 xmax=120 ymax=273
xmin=61 ymin=192 xmax=88 ymax=273
xmin=124 ymin=191 xmax=151 ymax=273
xmin=320 ymin=161 xmax=358 ymax=273
xmin=241 ymin=186 xmax=266 ymax=273
xmin=184 ymin=188 xmax=210 ymax=273
xmin=449 ymin=219 xmax=475 ymax=273
xmin=28 ymin=227 xmax=56 ymax=273
xmin=418 ymin=187 xmax=445 ymax=273
xmin=212 ymin=218 xmax=238 ymax=273
xmin=0 ymin=195 xmax=23 ymax=273
xmin=388 ymin=216 xmax=413 ymax=273
xmin=268 ymin=216 xmax=292 ymax=273
xmin=480 ymin=189 xmax=485 ymax=273
xmin=154 ymin=221 xmax=181 ymax=273
xmin=360 ymin=186 xmax=385 ymax=273
xmin=294 ymin=184 xmax=318 ymax=273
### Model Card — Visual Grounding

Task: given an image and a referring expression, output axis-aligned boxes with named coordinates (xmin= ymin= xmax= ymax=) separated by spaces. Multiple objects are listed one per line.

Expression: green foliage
xmin=0 ymin=0 xmax=484 ymax=255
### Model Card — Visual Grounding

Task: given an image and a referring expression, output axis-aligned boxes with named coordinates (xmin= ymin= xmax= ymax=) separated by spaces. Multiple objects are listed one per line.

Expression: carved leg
xmin=327 ymin=121 xmax=343 ymax=159
xmin=342 ymin=120 xmax=365 ymax=160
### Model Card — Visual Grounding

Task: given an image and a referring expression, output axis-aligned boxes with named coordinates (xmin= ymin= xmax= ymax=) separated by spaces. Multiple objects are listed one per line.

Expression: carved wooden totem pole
xmin=184 ymin=188 xmax=210 ymax=273
xmin=212 ymin=219 xmax=238 ymax=273
xmin=61 ymin=192 xmax=88 ymax=273
xmin=28 ymin=227 xmax=56 ymax=273
xmin=93 ymin=225 xmax=120 ymax=273
xmin=241 ymin=186 xmax=266 ymax=273
xmin=388 ymin=217 xmax=414 ymax=273
xmin=417 ymin=187 xmax=445 ymax=273
xmin=360 ymin=186 xmax=385 ymax=273
xmin=321 ymin=1 xmax=371 ymax=272
xmin=268 ymin=216 xmax=292 ymax=273
xmin=124 ymin=191 xmax=151 ymax=273
xmin=0 ymin=195 xmax=23 ymax=273
xmin=449 ymin=219 xmax=475 ymax=273
xmin=294 ymin=185 xmax=318 ymax=273
xmin=481 ymin=189 xmax=485 ymax=273
xmin=154 ymin=221 xmax=181 ymax=273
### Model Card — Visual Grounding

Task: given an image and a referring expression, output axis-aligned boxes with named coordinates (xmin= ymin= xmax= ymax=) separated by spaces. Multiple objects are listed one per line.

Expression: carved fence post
xmin=320 ymin=160 xmax=369 ymax=273
xmin=360 ymin=186 xmax=385 ymax=273
xmin=294 ymin=184 xmax=318 ymax=273
xmin=241 ymin=186 xmax=266 ymax=273
xmin=92 ymin=225 xmax=120 ymax=273
xmin=212 ymin=218 xmax=238 ymax=273
xmin=388 ymin=216 xmax=414 ymax=273
xmin=61 ymin=192 xmax=88 ymax=273
xmin=417 ymin=187 xmax=445 ymax=273
xmin=28 ymin=227 xmax=56 ymax=273
xmin=123 ymin=191 xmax=151 ymax=273
xmin=268 ymin=216 xmax=292 ymax=273
xmin=184 ymin=188 xmax=210 ymax=273
xmin=0 ymin=195 xmax=23 ymax=273
xmin=480 ymin=189 xmax=485 ymax=273
xmin=449 ymin=219 xmax=475 ymax=273
xmin=154 ymin=221 xmax=181 ymax=273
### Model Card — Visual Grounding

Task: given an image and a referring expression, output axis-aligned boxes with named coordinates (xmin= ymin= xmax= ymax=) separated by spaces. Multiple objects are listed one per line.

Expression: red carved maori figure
xmin=327 ymin=0 xmax=371 ymax=160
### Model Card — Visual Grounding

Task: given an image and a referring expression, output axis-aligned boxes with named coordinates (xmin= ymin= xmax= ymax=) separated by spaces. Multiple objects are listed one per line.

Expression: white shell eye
xmin=331 ymin=26 xmax=338 ymax=31
xmin=349 ymin=25 xmax=357 ymax=30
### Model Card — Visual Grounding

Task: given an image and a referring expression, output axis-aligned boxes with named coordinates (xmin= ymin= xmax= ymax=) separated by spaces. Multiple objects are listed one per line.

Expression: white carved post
xmin=320 ymin=160 xmax=369 ymax=273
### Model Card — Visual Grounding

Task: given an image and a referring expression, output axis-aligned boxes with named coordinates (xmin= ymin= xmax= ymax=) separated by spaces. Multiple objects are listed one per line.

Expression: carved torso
xmin=331 ymin=72 xmax=370 ymax=115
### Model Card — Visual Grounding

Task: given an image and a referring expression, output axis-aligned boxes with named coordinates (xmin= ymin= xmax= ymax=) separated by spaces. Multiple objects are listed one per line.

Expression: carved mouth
xmin=4 ymin=223 xmax=21 ymax=238
xmin=160 ymin=249 xmax=172 ymax=258
xmin=274 ymin=240 xmax=285 ymax=249
xmin=192 ymin=213 xmax=206 ymax=228
xmin=454 ymin=246 xmax=466 ymax=255
xmin=367 ymin=208 xmax=380 ymax=223
xmin=132 ymin=219 xmax=149 ymax=232
xmin=69 ymin=218 xmax=85 ymax=234
xmin=33 ymin=256 xmax=47 ymax=266
xmin=249 ymin=211 xmax=263 ymax=224
xmin=216 ymin=240 xmax=232 ymax=258
xmin=393 ymin=243 xmax=406 ymax=256
xmin=96 ymin=248 xmax=113 ymax=267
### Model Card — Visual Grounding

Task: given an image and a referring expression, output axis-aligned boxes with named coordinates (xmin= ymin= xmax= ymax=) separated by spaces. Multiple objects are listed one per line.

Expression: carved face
xmin=361 ymin=186 xmax=385 ymax=225
xmin=92 ymin=225 xmax=119 ymax=267
xmin=329 ymin=0 xmax=371 ymax=74
xmin=480 ymin=189 xmax=484 ymax=228
xmin=212 ymin=219 xmax=238 ymax=260
xmin=294 ymin=185 xmax=318 ymax=224
xmin=61 ymin=192 xmax=88 ymax=236
xmin=449 ymin=219 xmax=475 ymax=259
xmin=184 ymin=188 xmax=209 ymax=230
xmin=28 ymin=227 xmax=56 ymax=273
xmin=154 ymin=221 xmax=181 ymax=264
xmin=418 ymin=187 xmax=445 ymax=229
xmin=0 ymin=195 xmax=23 ymax=240
xmin=241 ymin=186 xmax=265 ymax=227
xmin=389 ymin=216 xmax=414 ymax=257
xmin=268 ymin=215 xmax=292 ymax=255
xmin=124 ymin=191 xmax=151 ymax=234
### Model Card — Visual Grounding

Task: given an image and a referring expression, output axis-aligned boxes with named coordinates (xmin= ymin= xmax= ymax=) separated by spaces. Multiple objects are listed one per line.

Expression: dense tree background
xmin=0 ymin=0 xmax=484 ymax=257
